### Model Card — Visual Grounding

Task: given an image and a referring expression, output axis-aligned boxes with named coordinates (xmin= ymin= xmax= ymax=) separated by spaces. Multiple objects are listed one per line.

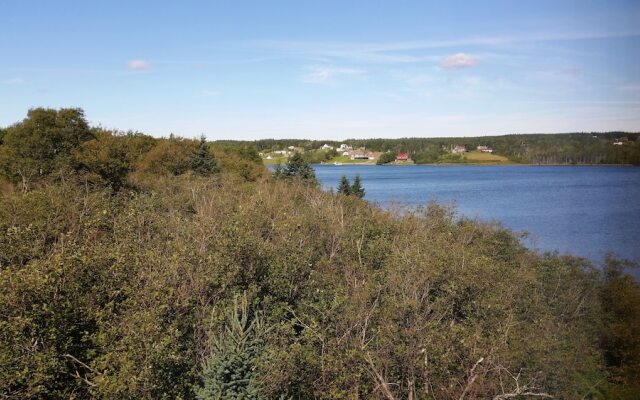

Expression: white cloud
xmin=439 ymin=53 xmax=479 ymax=69
xmin=302 ymin=66 xmax=365 ymax=83
xmin=127 ymin=60 xmax=151 ymax=71
xmin=3 ymin=78 xmax=25 ymax=85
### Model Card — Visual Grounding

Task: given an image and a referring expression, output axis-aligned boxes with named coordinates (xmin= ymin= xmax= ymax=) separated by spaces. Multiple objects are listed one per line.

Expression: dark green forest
xmin=219 ymin=132 xmax=640 ymax=165
xmin=1 ymin=108 xmax=639 ymax=399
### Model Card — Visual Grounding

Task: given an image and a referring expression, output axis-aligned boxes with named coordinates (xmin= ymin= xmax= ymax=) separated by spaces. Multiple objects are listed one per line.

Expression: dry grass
xmin=462 ymin=151 xmax=512 ymax=163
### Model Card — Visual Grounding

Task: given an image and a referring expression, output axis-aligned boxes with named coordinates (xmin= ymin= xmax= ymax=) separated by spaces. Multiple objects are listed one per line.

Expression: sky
xmin=1 ymin=0 xmax=639 ymax=140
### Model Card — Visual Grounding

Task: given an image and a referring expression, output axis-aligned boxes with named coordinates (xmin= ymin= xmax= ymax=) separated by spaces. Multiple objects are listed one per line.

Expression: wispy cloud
xmin=302 ymin=66 xmax=365 ymax=83
xmin=440 ymin=53 xmax=479 ymax=69
xmin=247 ymin=29 xmax=640 ymax=65
xmin=127 ymin=60 xmax=151 ymax=71
xmin=202 ymin=89 xmax=220 ymax=96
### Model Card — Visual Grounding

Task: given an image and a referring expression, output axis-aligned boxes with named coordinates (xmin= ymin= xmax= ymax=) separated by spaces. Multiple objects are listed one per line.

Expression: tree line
xmin=215 ymin=132 xmax=640 ymax=165
xmin=0 ymin=108 xmax=639 ymax=399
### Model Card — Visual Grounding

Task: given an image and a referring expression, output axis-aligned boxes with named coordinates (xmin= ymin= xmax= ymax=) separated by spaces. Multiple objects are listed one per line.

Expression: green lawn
xmin=437 ymin=151 xmax=516 ymax=164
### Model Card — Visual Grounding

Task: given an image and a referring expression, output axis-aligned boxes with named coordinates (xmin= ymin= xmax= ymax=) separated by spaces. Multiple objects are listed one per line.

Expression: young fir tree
xmin=351 ymin=174 xmax=365 ymax=198
xmin=198 ymin=295 xmax=265 ymax=400
xmin=274 ymin=153 xmax=316 ymax=184
xmin=337 ymin=175 xmax=351 ymax=195
xmin=190 ymin=136 xmax=221 ymax=176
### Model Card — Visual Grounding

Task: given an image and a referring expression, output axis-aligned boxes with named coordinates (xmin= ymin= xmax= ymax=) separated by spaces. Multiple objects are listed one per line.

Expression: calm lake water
xmin=313 ymin=165 xmax=640 ymax=265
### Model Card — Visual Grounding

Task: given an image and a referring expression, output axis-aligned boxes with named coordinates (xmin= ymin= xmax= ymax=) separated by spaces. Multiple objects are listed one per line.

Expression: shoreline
xmin=310 ymin=162 xmax=638 ymax=167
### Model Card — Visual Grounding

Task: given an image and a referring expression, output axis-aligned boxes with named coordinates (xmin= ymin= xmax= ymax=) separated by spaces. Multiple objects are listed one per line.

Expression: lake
xmin=313 ymin=165 xmax=640 ymax=265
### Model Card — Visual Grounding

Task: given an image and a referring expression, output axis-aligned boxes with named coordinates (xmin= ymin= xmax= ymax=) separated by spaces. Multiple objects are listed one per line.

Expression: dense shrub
xmin=1 ymin=174 xmax=638 ymax=399
xmin=0 ymin=108 xmax=638 ymax=399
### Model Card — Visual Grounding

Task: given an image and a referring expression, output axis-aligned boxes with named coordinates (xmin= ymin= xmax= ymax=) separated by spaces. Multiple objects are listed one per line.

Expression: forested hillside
xmin=1 ymin=109 xmax=639 ymax=399
xmin=221 ymin=132 xmax=640 ymax=165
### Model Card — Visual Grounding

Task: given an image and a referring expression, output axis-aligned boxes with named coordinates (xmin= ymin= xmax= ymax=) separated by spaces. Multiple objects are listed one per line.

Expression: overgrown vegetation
xmin=1 ymin=108 xmax=639 ymax=399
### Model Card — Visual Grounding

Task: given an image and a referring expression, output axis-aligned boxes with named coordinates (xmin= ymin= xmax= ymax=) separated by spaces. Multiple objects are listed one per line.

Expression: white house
xmin=452 ymin=145 xmax=467 ymax=153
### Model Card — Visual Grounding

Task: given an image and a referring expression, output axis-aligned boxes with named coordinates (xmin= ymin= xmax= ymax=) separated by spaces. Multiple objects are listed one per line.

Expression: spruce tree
xmin=275 ymin=153 xmax=316 ymax=184
xmin=351 ymin=174 xmax=365 ymax=198
xmin=337 ymin=175 xmax=351 ymax=195
xmin=190 ymin=136 xmax=221 ymax=176
xmin=197 ymin=295 xmax=265 ymax=400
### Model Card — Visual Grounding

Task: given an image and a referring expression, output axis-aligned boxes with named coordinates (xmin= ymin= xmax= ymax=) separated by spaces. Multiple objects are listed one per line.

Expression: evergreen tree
xmin=190 ymin=136 xmax=220 ymax=176
xmin=198 ymin=295 xmax=265 ymax=400
xmin=276 ymin=153 xmax=316 ymax=184
xmin=351 ymin=174 xmax=365 ymax=198
xmin=337 ymin=175 xmax=351 ymax=195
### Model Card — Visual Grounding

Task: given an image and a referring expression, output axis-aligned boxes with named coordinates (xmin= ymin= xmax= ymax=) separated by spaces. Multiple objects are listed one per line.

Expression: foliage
xmin=214 ymin=149 xmax=266 ymax=182
xmin=1 ymin=108 xmax=639 ymax=399
xmin=337 ymin=175 xmax=351 ymax=195
xmin=337 ymin=175 xmax=365 ymax=198
xmin=376 ymin=151 xmax=397 ymax=165
xmin=351 ymin=175 xmax=365 ymax=198
xmin=599 ymin=256 xmax=640 ymax=397
xmin=0 ymin=108 xmax=93 ymax=187
xmin=74 ymin=130 xmax=133 ymax=190
xmin=303 ymin=148 xmax=338 ymax=164
xmin=190 ymin=136 xmax=221 ymax=177
xmin=137 ymin=136 xmax=197 ymax=176
xmin=198 ymin=294 xmax=266 ymax=400
xmin=273 ymin=153 xmax=316 ymax=184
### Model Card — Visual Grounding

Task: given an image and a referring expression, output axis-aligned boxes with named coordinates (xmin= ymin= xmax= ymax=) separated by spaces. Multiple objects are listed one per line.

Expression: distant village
xmin=260 ymin=143 xmax=496 ymax=163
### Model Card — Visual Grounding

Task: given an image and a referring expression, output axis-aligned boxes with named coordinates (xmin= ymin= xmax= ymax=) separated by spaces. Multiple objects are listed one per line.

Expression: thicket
xmin=1 ymin=109 xmax=639 ymax=399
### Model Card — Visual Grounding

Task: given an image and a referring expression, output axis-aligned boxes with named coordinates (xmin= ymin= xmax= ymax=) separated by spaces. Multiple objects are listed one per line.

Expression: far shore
xmin=305 ymin=162 xmax=638 ymax=167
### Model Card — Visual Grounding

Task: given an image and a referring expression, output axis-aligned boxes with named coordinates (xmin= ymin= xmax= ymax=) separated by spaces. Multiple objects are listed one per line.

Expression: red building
xmin=396 ymin=152 xmax=409 ymax=161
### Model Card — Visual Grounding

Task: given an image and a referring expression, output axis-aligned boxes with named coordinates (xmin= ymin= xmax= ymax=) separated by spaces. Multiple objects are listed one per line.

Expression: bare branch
xmin=458 ymin=357 xmax=484 ymax=400
xmin=364 ymin=352 xmax=397 ymax=400
xmin=63 ymin=354 xmax=98 ymax=387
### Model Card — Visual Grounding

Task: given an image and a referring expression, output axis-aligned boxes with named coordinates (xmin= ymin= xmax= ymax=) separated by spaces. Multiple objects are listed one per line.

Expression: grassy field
xmin=262 ymin=156 xmax=289 ymax=165
xmin=456 ymin=151 xmax=514 ymax=164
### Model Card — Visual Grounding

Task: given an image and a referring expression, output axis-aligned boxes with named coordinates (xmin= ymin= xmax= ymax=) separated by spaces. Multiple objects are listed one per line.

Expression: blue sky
xmin=1 ymin=1 xmax=639 ymax=139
